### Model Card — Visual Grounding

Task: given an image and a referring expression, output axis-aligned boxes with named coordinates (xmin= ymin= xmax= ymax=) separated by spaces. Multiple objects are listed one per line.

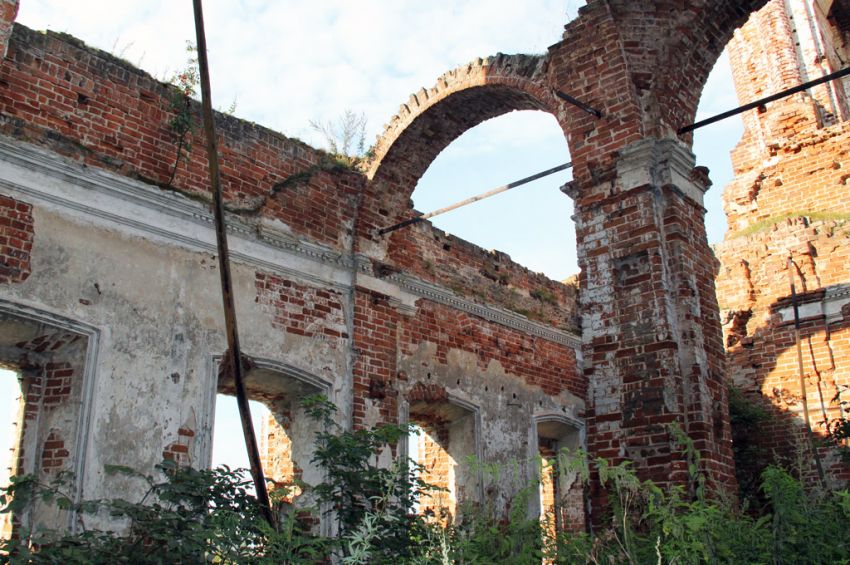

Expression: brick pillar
xmin=0 ymin=0 xmax=18 ymax=59
xmin=569 ymin=139 xmax=734 ymax=503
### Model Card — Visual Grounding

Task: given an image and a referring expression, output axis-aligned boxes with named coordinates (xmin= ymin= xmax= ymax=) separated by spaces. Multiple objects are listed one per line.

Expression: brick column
xmin=569 ymin=139 xmax=734 ymax=500
xmin=0 ymin=0 xmax=18 ymax=59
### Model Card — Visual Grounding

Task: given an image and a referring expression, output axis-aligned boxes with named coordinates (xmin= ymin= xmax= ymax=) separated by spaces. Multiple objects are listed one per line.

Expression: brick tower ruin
xmin=715 ymin=0 xmax=850 ymax=485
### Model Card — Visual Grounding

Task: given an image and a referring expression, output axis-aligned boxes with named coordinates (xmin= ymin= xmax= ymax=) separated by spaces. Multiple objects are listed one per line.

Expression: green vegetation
xmin=530 ymin=287 xmax=558 ymax=305
xmin=732 ymin=211 xmax=850 ymax=239
xmin=310 ymin=110 xmax=370 ymax=168
xmin=3 ymin=397 xmax=849 ymax=564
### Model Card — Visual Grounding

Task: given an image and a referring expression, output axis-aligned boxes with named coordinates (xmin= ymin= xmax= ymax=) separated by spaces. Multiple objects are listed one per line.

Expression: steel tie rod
xmin=679 ymin=66 xmax=850 ymax=135
xmin=378 ymin=162 xmax=572 ymax=236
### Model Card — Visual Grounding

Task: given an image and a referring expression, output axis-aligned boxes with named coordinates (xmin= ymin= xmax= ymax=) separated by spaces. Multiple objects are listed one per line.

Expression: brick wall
xmin=400 ymin=301 xmax=582 ymax=399
xmin=256 ymin=272 xmax=348 ymax=342
xmin=162 ymin=426 xmax=196 ymax=467
xmin=10 ymin=332 xmax=82 ymax=477
xmin=0 ymin=0 xmax=797 ymax=508
xmin=717 ymin=0 xmax=850 ymax=484
xmin=0 ymin=195 xmax=32 ymax=284
xmin=387 ymin=225 xmax=579 ymax=331
xmin=716 ymin=219 xmax=850 ymax=483
xmin=40 ymin=429 xmax=68 ymax=474
xmin=259 ymin=410 xmax=303 ymax=502
xmin=575 ymin=176 xmax=734 ymax=495
xmin=0 ymin=25 xmax=362 ymax=248
xmin=412 ymin=419 xmax=453 ymax=522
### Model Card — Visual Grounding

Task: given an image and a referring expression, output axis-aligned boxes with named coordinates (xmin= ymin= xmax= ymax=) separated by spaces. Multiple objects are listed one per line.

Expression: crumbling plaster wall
xmin=0 ymin=14 xmax=583 ymax=531
xmin=0 ymin=0 xmax=806 ymax=533
xmin=716 ymin=0 xmax=850 ymax=483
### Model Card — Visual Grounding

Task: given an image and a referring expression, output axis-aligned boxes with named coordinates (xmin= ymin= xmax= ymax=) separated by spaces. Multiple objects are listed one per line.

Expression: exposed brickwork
xmin=352 ymin=289 xmax=399 ymax=428
xmin=400 ymin=301 xmax=581 ymax=399
xmin=387 ymin=225 xmax=579 ymax=331
xmin=717 ymin=0 xmax=850 ymax=485
xmin=407 ymin=382 xmax=449 ymax=405
xmin=0 ymin=25 xmax=362 ymax=248
xmin=6 ymin=331 xmax=81 ymax=480
xmin=576 ymin=179 xmax=734 ymax=494
xmin=162 ymin=426 xmax=195 ymax=467
xmin=538 ymin=445 xmax=584 ymax=535
xmin=259 ymin=410 xmax=303 ymax=502
xmin=0 ymin=195 xmax=33 ymax=284
xmin=42 ymin=361 xmax=73 ymax=407
xmin=539 ymin=450 xmax=557 ymax=538
xmin=255 ymin=272 xmax=348 ymax=341
xmin=40 ymin=429 xmax=68 ymax=474
xmin=717 ymin=219 xmax=850 ymax=483
xmin=411 ymin=419 xmax=453 ymax=522
xmin=546 ymin=1 xmax=769 ymax=189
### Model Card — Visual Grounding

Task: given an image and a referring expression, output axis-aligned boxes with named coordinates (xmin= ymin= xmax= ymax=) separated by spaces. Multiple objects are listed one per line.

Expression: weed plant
xmin=2 ymin=395 xmax=849 ymax=564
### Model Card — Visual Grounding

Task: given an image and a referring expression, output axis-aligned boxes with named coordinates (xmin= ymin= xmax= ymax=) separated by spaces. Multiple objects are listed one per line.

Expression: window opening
xmin=408 ymin=401 xmax=477 ymax=522
xmin=214 ymin=366 xmax=325 ymax=507
xmin=0 ymin=367 xmax=23 ymax=540
xmin=536 ymin=419 xmax=583 ymax=535
xmin=412 ymin=110 xmax=576 ymax=281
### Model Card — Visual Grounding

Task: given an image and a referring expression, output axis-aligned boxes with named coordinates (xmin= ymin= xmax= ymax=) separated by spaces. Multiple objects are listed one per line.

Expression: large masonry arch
xmin=359 ymin=54 xmax=569 ymax=241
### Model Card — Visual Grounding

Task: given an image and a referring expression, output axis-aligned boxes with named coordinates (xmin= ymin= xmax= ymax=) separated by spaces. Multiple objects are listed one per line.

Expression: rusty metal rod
xmin=378 ymin=161 xmax=572 ymax=235
xmin=554 ymin=90 xmax=603 ymax=118
xmin=679 ymin=66 xmax=850 ymax=135
xmin=192 ymin=0 xmax=276 ymax=526
xmin=787 ymin=257 xmax=827 ymax=488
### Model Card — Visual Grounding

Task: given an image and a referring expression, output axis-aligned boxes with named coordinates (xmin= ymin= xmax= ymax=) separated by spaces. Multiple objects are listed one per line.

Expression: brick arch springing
xmin=587 ymin=0 xmax=773 ymax=141
xmin=361 ymin=53 xmax=569 ymax=232
xmin=663 ymin=0 xmax=773 ymax=141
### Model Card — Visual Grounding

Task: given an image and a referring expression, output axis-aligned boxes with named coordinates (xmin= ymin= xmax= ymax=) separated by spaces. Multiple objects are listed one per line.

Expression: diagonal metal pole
xmin=679 ymin=66 xmax=850 ymax=135
xmin=378 ymin=161 xmax=572 ymax=235
xmin=192 ymin=0 xmax=276 ymax=527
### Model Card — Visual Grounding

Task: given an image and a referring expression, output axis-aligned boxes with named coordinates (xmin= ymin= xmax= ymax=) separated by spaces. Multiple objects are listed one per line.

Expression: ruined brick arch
xmin=664 ymin=0 xmax=773 ymax=140
xmin=556 ymin=0 xmax=772 ymax=145
xmin=600 ymin=0 xmax=773 ymax=140
xmin=363 ymin=53 xmax=568 ymax=220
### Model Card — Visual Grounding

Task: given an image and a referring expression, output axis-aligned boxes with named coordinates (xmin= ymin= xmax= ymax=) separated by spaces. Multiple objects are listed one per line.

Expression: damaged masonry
xmin=0 ymin=0 xmax=849 ymax=544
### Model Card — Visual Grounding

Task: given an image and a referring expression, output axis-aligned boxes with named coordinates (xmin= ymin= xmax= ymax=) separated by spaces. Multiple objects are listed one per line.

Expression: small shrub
xmin=3 ymin=413 xmax=849 ymax=564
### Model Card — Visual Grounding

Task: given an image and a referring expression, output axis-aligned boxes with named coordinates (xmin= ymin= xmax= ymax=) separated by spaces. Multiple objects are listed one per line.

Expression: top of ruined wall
xmin=0 ymin=24 xmax=579 ymax=331
xmin=723 ymin=0 xmax=850 ymax=233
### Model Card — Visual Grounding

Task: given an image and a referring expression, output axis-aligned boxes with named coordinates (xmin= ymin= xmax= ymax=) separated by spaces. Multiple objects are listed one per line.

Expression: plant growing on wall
xmin=165 ymin=42 xmax=200 ymax=188
xmin=309 ymin=110 xmax=369 ymax=167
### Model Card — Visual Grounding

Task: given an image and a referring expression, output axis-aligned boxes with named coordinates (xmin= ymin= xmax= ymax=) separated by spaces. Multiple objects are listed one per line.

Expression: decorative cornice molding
xmin=777 ymin=283 xmax=850 ymax=324
xmin=0 ymin=138 xmax=355 ymax=290
xmin=386 ymin=272 xmax=582 ymax=348
xmin=0 ymin=138 xmax=580 ymax=349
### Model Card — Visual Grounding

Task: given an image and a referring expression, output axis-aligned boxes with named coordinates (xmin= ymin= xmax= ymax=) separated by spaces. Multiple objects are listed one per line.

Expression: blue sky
xmin=7 ymin=1 xmax=745 ymax=472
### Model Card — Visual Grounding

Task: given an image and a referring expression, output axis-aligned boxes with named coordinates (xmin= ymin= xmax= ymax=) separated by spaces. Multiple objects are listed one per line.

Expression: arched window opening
xmin=0 ymin=310 xmax=92 ymax=537
xmin=536 ymin=419 xmax=583 ymax=536
xmin=408 ymin=400 xmax=478 ymax=523
xmin=214 ymin=365 xmax=327 ymax=510
xmin=412 ymin=110 xmax=576 ymax=281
